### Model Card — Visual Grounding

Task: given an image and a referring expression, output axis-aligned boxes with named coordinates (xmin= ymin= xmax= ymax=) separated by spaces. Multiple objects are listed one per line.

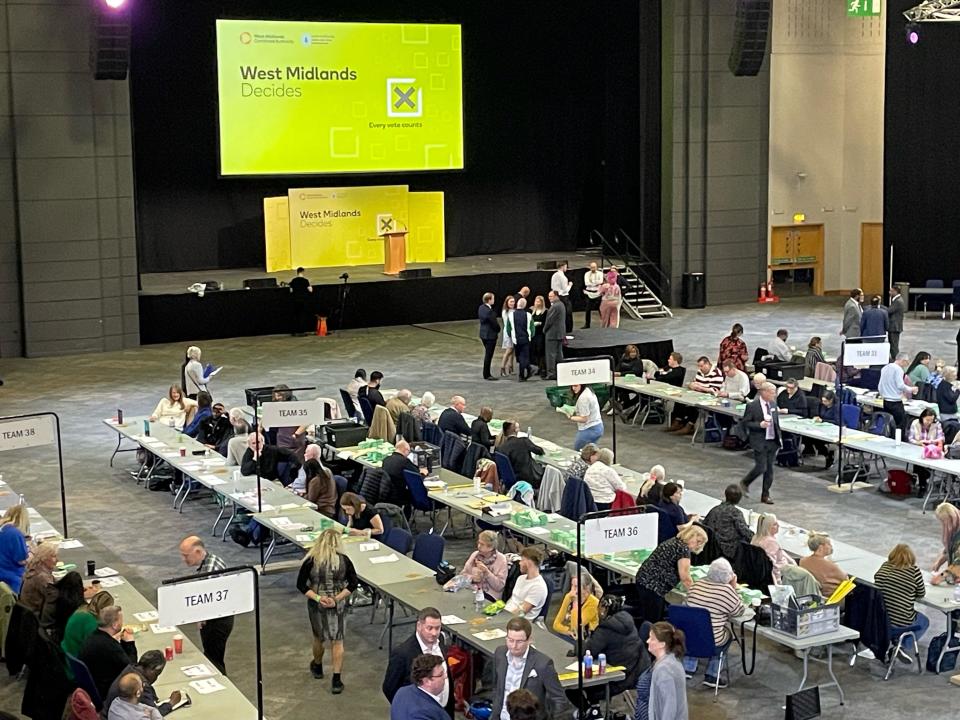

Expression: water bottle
xmin=17 ymin=494 xmax=25 ymax=506
xmin=475 ymin=588 xmax=485 ymax=613
xmin=583 ymin=650 xmax=593 ymax=679
xmin=954 ymin=584 xmax=960 ymax=603
xmin=526 ymin=426 xmax=533 ymax=439
xmin=143 ymin=419 xmax=150 ymax=436
xmin=598 ymin=653 xmax=607 ymax=675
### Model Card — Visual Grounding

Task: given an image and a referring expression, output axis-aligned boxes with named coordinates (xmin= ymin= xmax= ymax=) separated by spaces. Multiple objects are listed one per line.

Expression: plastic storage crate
xmin=770 ymin=596 xmax=840 ymax=638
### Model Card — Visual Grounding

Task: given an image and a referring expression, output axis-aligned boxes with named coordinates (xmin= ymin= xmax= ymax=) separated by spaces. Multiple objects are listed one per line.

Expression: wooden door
xmin=860 ymin=223 xmax=883 ymax=296
xmin=794 ymin=226 xmax=822 ymax=263
xmin=770 ymin=227 xmax=793 ymax=265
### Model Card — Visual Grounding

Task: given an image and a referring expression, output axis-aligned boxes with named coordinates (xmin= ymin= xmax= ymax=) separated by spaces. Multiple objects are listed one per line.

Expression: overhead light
xmin=906 ymin=21 xmax=921 ymax=44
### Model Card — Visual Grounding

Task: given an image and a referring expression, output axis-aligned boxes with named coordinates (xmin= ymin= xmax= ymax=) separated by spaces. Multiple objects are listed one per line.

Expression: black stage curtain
xmin=130 ymin=1 xmax=659 ymax=273
xmin=884 ymin=1 xmax=960 ymax=286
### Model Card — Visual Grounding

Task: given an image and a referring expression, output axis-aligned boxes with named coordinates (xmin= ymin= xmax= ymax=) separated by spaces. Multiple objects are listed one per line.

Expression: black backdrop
xmin=130 ymin=1 xmax=661 ymax=274
xmin=884 ymin=0 xmax=960 ymax=287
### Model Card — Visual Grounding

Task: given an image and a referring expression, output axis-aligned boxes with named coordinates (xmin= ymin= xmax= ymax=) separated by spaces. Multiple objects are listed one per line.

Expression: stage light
xmin=906 ymin=22 xmax=920 ymax=44
xmin=104 ymin=0 xmax=127 ymax=9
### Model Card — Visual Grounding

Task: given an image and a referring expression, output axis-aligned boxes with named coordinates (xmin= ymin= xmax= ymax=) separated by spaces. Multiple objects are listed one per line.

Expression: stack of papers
xmin=134 ymin=611 xmax=159 ymax=622
xmin=181 ymin=664 xmax=215 ymax=678
xmin=97 ymin=576 xmax=125 ymax=588
xmin=369 ymin=553 xmax=399 ymax=564
xmin=190 ymin=678 xmax=226 ymax=695
xmin=473 ymin=629 xmax=507 ymax=641
xmin=150 ymin=623 xmax=178 ymax=634
xmin=94 ymin=567 xmax=119 ymax=578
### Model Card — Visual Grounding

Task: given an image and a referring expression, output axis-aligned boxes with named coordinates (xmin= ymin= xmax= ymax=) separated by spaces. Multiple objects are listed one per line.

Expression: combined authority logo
xmin=239 ymin=31 xmax=252 ymax=45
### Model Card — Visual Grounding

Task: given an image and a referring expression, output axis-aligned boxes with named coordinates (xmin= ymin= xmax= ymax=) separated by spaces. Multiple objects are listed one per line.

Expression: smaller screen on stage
xmin=215 ymin=19 xmax=464 ymax=176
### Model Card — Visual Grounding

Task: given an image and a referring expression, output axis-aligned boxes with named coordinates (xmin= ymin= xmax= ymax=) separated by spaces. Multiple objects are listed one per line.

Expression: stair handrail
xmin=612 ymin=228 xmax=671 ymax=301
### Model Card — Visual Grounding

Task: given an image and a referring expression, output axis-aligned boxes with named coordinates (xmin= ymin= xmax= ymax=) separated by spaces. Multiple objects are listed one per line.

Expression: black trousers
xmin=515 ymin=341 xmax=531 ymax=380
xmin=561 ymin=296 xmax=573 ymax=333
xmin=742 ymin=439 xmax=779 ymax=498
xmin=201 ymin=615 xmax=235 ymax=675
xmin=883 ymin=399 xmax=906 ymax=431
xmin=480 ymin=337 xmax=497 ymax=379
xmin=583 ymin=296 xmax=601 ymax=328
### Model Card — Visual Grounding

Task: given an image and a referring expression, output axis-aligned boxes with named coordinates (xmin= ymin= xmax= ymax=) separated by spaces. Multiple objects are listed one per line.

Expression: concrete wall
xmin=663 ymin=0 xmax=770 ymax=306
xmin=0 ymin=0 xmax=138 ymax=358
xmin=768 ymin=0 xmax=885 ymax=291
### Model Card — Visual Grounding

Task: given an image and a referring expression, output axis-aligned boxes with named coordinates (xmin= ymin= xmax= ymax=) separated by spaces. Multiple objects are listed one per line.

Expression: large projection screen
xmin=216 ymin=19 xmax=464 ymax=176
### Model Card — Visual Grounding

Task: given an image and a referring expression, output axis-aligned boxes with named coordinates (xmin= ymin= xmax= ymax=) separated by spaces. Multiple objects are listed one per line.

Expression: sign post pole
xmin=0 ymin=412 xmax=67 ymax=537
xmin=835 ymin=337 xmax=889 ymax=492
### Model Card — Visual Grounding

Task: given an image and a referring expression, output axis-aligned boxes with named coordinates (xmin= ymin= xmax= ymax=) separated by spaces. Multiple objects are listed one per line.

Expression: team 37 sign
xmin=157 ymin=570 xmax=256 ymax=626
xmin=0 ymin=416 xmax=56 ymax=452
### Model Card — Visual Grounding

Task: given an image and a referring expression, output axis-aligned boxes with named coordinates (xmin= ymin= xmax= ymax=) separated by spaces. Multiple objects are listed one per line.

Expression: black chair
xmin=733 ymin=542 xmax=773 ymax=592
xmin=339 ymin=389 xmax=360 ymax=421
xmin=922 ymin=279 xmax=946 ymax=318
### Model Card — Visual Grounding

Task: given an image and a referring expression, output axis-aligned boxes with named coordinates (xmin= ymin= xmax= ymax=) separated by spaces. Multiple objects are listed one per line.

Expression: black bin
xmin=681 ymin=273 xmax=705 ymax=309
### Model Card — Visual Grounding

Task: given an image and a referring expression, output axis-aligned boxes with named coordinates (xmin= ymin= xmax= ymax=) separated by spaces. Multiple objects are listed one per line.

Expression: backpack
xmin=926 ymin=632 xmax=960 ymax=673
xmin=501 ymin=559 xmax=522 ymax=603
xmin=886 ymin=469 xmax=913 ymax=495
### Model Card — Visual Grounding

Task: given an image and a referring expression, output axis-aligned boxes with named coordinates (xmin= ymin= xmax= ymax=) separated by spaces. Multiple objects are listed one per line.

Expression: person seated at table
xmin=769 ymin=328 xmax=792 ymax=362
xmin=504 ymin=547 xmax=548 ymax=619
xmin=181 ymin=391 xmax=212 ymax=438
xmin=683 ymin=558 xmax=745 ymax=688
xmin=654 ymin=352 xmax=686 ymax=387
xmin=290 ymin=443 xmax=321 ymax=494
xmin=385 ymin=389 xmax=413 ymax=425
xmin=196 ymin=401 xmax=231 ymax=450
xmin=618 ymin=344 xmax=645 ymax=377
xmin=0 ymin=505 xmax=29 ymax=593
xmin=667 ymin=356 xmax=723 ymax=436
xmin=346 ymin=368 xmax=367 ymax=417
xmin=221 ymin=408 xmax=251 ymax=459
xmin=907 ymin=352 xmax=933 ymax=385
xmin=702 ymin=484 xmax=753 ymax=560
xmin=798 ymin=533 xmax=848 ymax=598
xmin=655 ymin=482 xmax=700 ymax=543
xmin=932 ymin=502 xmax=960 ymax=585
xmin=637 ymin=464 xmax=667 ymax=505
xmin=717 ymin=360 xmax=750 ymax=402
xmin=805 ymin=390 xmax=839 ymax=468
xmin=358 ymin=371 xmax=386 ymax=408
xmin=498 ymin=421 xmax=545 ymax=488
xmin=382 ymin=439 xmax=426 ymax=504
xmin=107 ymin=672 xmax=161 ymax=720
xmin=448 ymin=530 xmax=509 ymax=599
xmin=803 ymin=337 xmax=825 ymax=378
xmin=388 ymin=653 xmax=450 ymax=720
xmin=583 ymin=448 xmax=627 ymax=510
xmin=103 ymin=650 xmax=181 ymax=717
xmin=936 ymin=366 xmax=960 ymax=421
xmin=410 ymin=391 xmax=435 ymax=430
xmin=240 ymin=432 xmax=301 ymax=485
xmin=304 ymin=459 xmax=338 ymax=519
xmin=78 ymin=605 xmax=138 ymax=700
xmin=62 ymin=590 xmax=114 ymax=658
xmin=751 ymin=514 xmax=820 ymax=596
xmin=570 ymin=594 xmax=644 ymax=705
xmin=552 ymin=571 xmax=600 ymax=640
xmin=437 ymin=395 xmax=470 ymax=437
xmin=41 ymin=570 xmax=94 ymax=643
xmin=776 ymin=378 xmax=807 ymax=417
xmin=635 ymin=526 xmax=707 ymax=622
xmin=340 ymin=492 xmax=385 ymax=537
xmin=471 ymin=406 xmax=496 ymax=450
xmin=566 ymin=443 xmax=597 ymax=481
xmin=148 ymin=384 xmax=195 ymax=428
xmin=746 ymin=372 xmax=766 ymax=400
xmin=718 ymin=323 xmax=748 ymax=372
xmin=874 ymin=543 xmax=928 ymax=653
xmin=908 ymin=408 xmax=944 ymax=495
xmin=18 ymin=541 xmax=57 ymax=613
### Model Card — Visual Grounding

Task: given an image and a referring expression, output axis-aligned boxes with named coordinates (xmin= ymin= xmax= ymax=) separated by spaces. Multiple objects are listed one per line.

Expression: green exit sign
xmin=847 ymin=0 xmax=881 ymax=16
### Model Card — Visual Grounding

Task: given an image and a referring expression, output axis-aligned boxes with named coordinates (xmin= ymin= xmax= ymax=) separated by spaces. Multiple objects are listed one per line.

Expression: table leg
xmin=388 ymin=597 xmax=395 ymax=651
xmin=221 ymin=504 xmax=238 ymax=541
xmin=796 ymin=649 xmax=810 ymax=692
xmin=826 ymin=644 xmax=844 ymax=705
xmin=692 ymin=410 xmax=705 ymax=446
xmin=262 ymin=536 xmax=276 ymax=568
xmin=212 ymin=500 xmax=226 ymax=536
xmin=110 ymin=434 xmax=122 ymax=467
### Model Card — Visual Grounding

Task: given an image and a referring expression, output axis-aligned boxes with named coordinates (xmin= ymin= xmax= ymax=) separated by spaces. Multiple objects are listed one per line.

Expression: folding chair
xmin=666 ymin=605 xmax=732 ymax=697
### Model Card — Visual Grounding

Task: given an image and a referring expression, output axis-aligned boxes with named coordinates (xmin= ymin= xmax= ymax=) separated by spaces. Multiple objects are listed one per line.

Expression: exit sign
xmin=847 ymin=0 xmax=881 ymax=16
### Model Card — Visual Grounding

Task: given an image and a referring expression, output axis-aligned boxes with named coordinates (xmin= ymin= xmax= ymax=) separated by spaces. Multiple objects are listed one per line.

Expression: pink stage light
xmin=104 ymin=0 xmax=127 ymax=9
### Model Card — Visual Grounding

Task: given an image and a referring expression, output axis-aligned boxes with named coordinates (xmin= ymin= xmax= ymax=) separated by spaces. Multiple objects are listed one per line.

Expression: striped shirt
xmin=693 ymin=365 xmax=724 ymax=392
xmin=685 ymin=579 xmax=744 ymax=645
xmin=197 ymin=551 xmax=227 ymax=575
xmin=874 ymin=561 xmax=925 ymax=626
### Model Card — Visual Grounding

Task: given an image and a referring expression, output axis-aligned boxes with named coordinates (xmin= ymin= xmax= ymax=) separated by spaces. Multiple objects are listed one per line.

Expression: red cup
xmin=164 ymin=646 xmax=173 ymax=661
xmin=173 ymin=634 xmax=183 ymax=654
xmin=179 ymin=447 xmax=186 ymax=457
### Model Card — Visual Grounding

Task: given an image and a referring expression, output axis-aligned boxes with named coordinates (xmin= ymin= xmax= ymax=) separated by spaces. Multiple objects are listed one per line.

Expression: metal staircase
xmin=590 ymin=229 xmax=673 ymax=320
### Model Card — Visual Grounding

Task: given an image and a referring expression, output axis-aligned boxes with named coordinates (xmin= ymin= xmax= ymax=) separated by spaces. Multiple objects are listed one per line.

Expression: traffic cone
xmin=317 ymin=316 xmax=328 ymax=336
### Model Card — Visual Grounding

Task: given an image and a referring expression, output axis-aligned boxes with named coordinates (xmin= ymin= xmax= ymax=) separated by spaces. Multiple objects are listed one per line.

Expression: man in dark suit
xmin=77 ymin=605 xmax=138 ymax=700
xmin=478 ymin=292 xmax=501 ymax=381
xmin=491 ymin=617 xmax=567 ymax=720
xmin=739 ymin=382 xmax=782 ymax=505
xmin=888 ymin=284 xmax=905 ymax=360
xmin=381 ymin=439 xmax=423 ymax=507
xmin=859 ymin=295 xmax=888 ymax=339
xmin=389 ymin=654 xmax=450 ymax=720
xmin=499 ymin=421 xmax=545 ymax=488
xmin=438 ymin=396 xmax=470 ymax=437
xmin=543 ymin=291 xmax=566 ymax=380
xmin=383 ymin=608 xmax=453 ymax=717
xmin=512 ymin=299 xmax=534 ymax=382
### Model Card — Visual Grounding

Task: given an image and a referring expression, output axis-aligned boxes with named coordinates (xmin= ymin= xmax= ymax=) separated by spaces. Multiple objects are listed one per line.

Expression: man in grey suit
xmin=543 ymin=290 xmax=566 ymax=380
xmin=888 ymin=284 xmax=905 ymax=360
xmin=841 ymin=288 xmax=863 ymax=338
xmin=491 ymin=617 xmax=567 ymax=720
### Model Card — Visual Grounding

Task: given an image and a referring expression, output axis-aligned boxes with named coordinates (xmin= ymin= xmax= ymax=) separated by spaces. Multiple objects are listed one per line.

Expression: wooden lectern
xmin=381 ymin=230 xmax=408 ymax=275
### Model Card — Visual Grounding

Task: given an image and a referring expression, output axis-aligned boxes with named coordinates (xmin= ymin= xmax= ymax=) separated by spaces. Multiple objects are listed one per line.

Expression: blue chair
xmin=646 ymin=504 xmax=675 ymax=545
xmin=404 ymin=468 xmax=438 ymax=530
xmin=922 ymin=279 xmax=946 ymax=318
xmin=536 ymin=573 xmax=555 ymax=623
xmin=383 ymin=527 xmax=413 ymax=554
xmin=493 ymin=452 xmax=518 ymax=491
xmin=412 ymin=531 xmax=445 ymax=571
xmin=359 ymin=397 xmax=374 ymax=425
xmin=666 ymin=604 xmax=730 ymax=696
xmin=841 ymin=404 xmax=861 ymax=430
xmin=440 ymin=431 xmax=467 ymax=472
xmin=421 ymin=421 xmax=442 ymax=446
xmin=65 ymin=653 xmax=103 ymax=711
xmin=334 ymin=474 xmax=348 ymax=499
xmin=340 ymin=389 xmax=361 ymax=421
xmin=377 ymin=508 xmax=394 ymax=538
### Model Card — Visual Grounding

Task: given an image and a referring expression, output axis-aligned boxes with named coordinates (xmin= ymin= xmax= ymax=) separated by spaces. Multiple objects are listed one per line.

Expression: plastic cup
xmin=173 ymin=634 xmax=183 ymax=654
xmin=179 ymin=447 xmax=186 ymax=457
xmin=164 ymin=646 xmax=173 ymax=661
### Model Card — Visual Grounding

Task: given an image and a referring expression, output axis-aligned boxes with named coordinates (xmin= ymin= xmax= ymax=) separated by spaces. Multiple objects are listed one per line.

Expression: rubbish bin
xmin=681 ymin=273 xmax=706 ymax=309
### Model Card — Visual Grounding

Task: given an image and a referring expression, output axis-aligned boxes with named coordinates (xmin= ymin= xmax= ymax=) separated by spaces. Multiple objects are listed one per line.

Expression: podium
xmin=381 ymin=230 xmax=408 ymax=275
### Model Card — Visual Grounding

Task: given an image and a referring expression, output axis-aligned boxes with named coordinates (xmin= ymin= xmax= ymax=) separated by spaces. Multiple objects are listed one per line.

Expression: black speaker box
xmin=398 ymin=268 xmax=432 ymax=279
xmin=536 ymin=260 xmax=561 ymax=270
xmin=243 ymin=278 xmax=279 ymax=289
xmin=90 ymin=4 xmax=131 ymax=80
xmin=728 ymin=0 xmax=770 ymax=77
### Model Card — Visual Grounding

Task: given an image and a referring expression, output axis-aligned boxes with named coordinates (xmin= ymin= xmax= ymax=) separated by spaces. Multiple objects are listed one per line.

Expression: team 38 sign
xmin=157 ymin=571 xmax=255 ymax=626
xmin=0 ymin=416 xmax=56 ymax=452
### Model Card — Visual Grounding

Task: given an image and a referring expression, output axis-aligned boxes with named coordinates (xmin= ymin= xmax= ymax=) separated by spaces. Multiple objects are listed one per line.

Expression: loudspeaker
xmin=536 ymin=260 xmax=560 ymax=270
xmin=243 ymin=278 xmax=279 ymax=289
xmin=398 ymin=268 xmax=432 ymax=279
xmin=90 ymin=2 xmax=131 ymax=80
xmin=201 ymin=281 xmax=221 ymax=292
xmin=728 ymin=0 xmax=770 ymax=77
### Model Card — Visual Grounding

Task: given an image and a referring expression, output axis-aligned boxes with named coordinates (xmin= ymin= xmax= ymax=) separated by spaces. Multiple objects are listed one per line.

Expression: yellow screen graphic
xmin=216 ymin=20 xmax=464 ymax=176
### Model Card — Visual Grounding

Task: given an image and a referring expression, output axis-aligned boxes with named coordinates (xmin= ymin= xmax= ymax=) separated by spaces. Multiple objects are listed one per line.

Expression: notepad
xmin=295 ymin=534 xmax=316 ymax=543
xmin=97 ymin=576 xmax=125 ymax=588
xmin=150 ymin=623 xmax=178 ymax=634
xmin=189 ymin=678 xmax=226 ymax=694
xmin=472 ymin=629 xmax=507 ymax=641
xmin=181 ymin=664 xmax=215 ymax=678
xmin=358 ymin=542 xmax=380 ymax=552
xmin=441 ymin=615 xmax=466 ymax=625
xmin=369 ymin=554 xmax=399 ymax=564
xmin=94 ymin=567 xmax=119 ymax=577
xmin=134 ymin=611 xmax=159 ymax=622
xmin=525 ymin=527 xmax=550 ymax=536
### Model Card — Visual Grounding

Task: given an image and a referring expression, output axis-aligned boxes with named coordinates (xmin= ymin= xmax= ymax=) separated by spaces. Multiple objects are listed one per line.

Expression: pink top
xmin=462 ymin=549 xmax=509 ymax=599
xmin=754 ymin=535 xmax=795 ymax=584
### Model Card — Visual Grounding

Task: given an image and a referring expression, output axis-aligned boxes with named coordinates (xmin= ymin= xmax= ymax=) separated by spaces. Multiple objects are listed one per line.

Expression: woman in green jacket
xmin=61 ymin=590 xmax=113 ymax=658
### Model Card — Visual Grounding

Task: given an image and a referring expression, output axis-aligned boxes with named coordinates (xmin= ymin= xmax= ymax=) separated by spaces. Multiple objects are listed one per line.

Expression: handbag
xmin=946 ymin=444 xmax=960 ymax=459
xmin=926 ymin=632 xmax=960 ymax=673
xmin=923 ymin=443 xmax=943 ymax=460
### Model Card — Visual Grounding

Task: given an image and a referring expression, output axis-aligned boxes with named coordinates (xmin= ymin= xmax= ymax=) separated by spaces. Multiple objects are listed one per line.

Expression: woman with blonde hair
xmin=183 ymin=345 xmax=215 ymax=399
xmin=932 ymin=502 xmax=960 ymax=584
xmin=752 ymin=514 xmax=819 ymax=596
xmin=148 ymin=384 xmax=196 ymax=428
xmin=875 ymin=544 xmax=928 ymax=652
xmin=456 ymin=530 xmax=509 ymax=599
xmin=0 ymin=505 xmax=30 ymax=593
xmin=61 ymin=590 xmax=115 ymax=657
xmin=531 ymin=295 xmax=548 ymax=377
xmin=410 ymin=391 xmax=435 ymax=429
xmin=635 ymin=525 xmax=707 ymax=622
xmin=296 ymin=528 xmax=358 ymax=692
xmin=552 ymin=571 xmax=600 ymax=639
xmin=19 ymin=542 xmax=58 ymax=612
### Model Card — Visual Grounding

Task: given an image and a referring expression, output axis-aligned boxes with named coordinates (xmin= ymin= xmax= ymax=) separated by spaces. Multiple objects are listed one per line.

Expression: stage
xmin=138 ymin=252 xmax=619 ymax=344
xmin=564 ymin=327 xmax=673 ymax=367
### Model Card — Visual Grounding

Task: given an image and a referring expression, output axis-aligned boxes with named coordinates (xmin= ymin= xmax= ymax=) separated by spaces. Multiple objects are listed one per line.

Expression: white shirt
xmin=878 ymin=362 xmax=910 ymax=401
xmin=504 ymin=574 xmax=548 ymax=619
xmin=501 ymin=648 xmax=530 ymax=720
xmin=419 ymin=685 xmax=445 ymax=706
xmin=575 ymin=388 xmax=603 ymax=431
xmin=583 ymin=461 xmax=627 ymax=503
xmin=551 ymin=269 xmax=571 ymax=297
xmin=583 ymin=270 xmax=603 ymax=299
xmin=721 ymin=370 xmax=751 ymax=401
xmin=417 ymin=634 xmax=449 ymax=706
xmin=769 ymin=337 xmax=792 ymax=362
xmin=761 ymin=400 xmax=775 ymax=440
